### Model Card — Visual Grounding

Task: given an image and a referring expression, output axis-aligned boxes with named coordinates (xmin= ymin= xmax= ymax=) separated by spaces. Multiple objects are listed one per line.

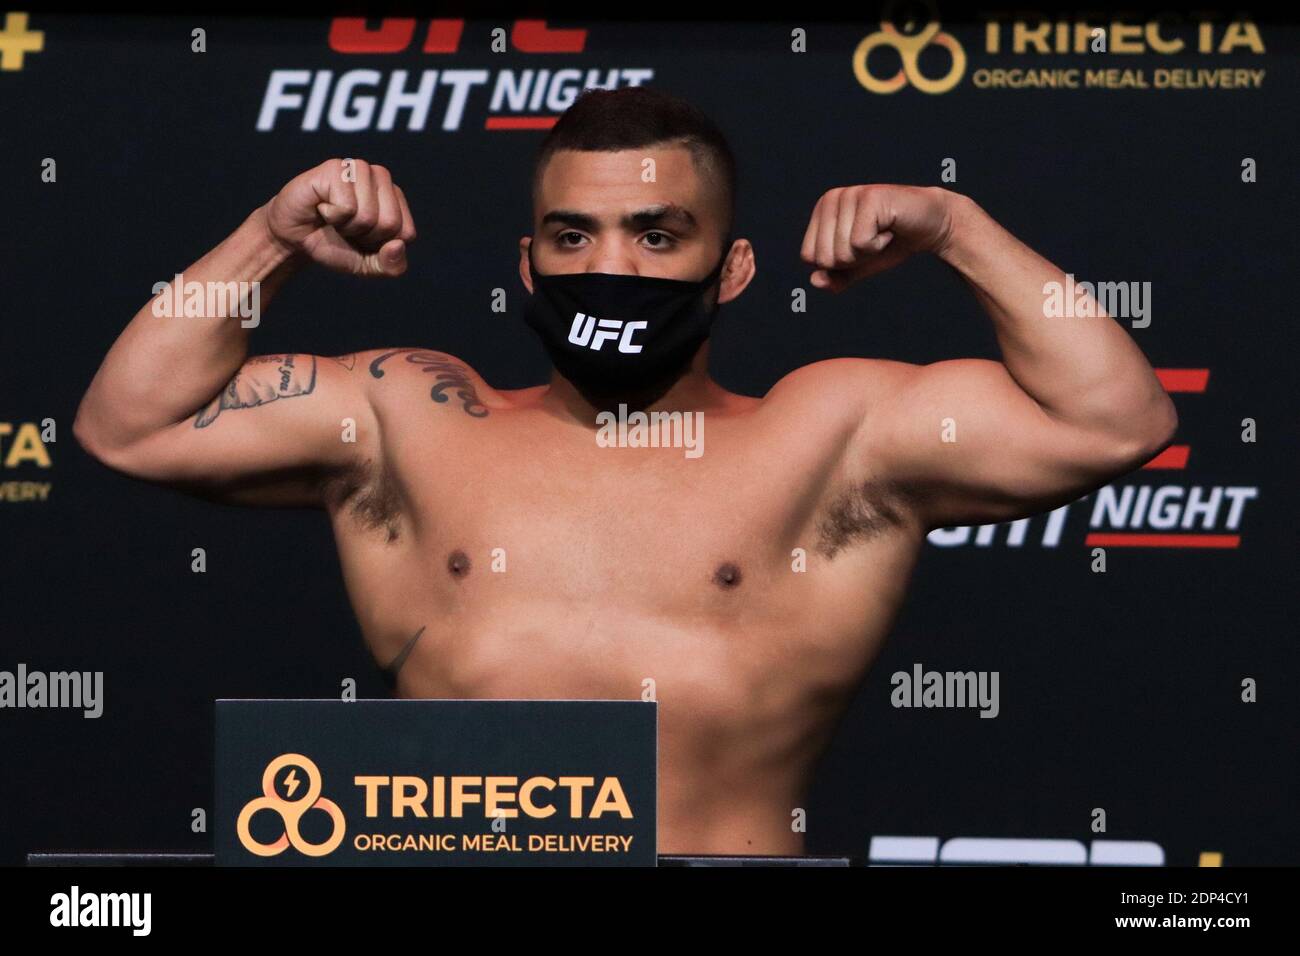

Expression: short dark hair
xmin=531 ymin=86 xmax=736 ymax=241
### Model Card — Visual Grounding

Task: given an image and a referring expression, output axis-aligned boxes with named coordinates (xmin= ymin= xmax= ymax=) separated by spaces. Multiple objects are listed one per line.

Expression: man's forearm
xmin=76 ymin=204 xmax=304 ymax=449
xmin=935 ymin=190 xmax=1175 ymax=444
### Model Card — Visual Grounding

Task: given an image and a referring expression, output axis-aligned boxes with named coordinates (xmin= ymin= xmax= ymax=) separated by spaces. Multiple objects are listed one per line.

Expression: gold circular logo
xmin=853 ymin=0 xmax=966 ymax=94
xmin=236 ymin=753 xmax=346 ymax=857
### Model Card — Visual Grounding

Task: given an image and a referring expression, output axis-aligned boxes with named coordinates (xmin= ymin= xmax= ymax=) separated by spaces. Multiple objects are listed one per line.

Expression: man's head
xmin=519 ymin=87 xmax=754 ymax=404
xmin=522 ymin=86 xmax=750 ymax=292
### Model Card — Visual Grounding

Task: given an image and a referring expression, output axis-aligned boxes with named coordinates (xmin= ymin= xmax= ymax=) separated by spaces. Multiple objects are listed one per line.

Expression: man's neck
xmin=540 ymin=341 xmax=732 ymax=424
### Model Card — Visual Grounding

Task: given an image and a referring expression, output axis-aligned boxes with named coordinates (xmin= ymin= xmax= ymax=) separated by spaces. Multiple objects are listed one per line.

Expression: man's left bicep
xmin=866 ymin=359 xmax=1157 ymax=529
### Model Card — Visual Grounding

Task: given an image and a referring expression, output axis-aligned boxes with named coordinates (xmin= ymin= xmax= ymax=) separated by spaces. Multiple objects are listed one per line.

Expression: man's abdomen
xmin=366 ymin=585 xmax=901 ymax=855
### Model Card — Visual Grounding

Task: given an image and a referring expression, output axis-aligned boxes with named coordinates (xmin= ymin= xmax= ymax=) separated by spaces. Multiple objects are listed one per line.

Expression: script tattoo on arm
xmin=194 ymin=354 xmax=318 ymax=428
xmin=368 ymin=349 xmax=489 ymax=418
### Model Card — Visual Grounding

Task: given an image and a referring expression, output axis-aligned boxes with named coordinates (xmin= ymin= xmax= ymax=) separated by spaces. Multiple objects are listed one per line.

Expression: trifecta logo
xmin=853 ymin=0 xmax=966 ymax=95
xmin=237 ymin=753 xmax=346 ymax=857
xmin=0 ymin=420 xmax=53 ymax=504
xmin=852 ymin=1 xmax=1265 ymax=96
xmin=236 ymin=752 xmax=636 ymax=858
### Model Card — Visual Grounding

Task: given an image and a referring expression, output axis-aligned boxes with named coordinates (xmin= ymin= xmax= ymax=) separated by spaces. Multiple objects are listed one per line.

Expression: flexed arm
xmin=74 ymin=159 xmax=417 ymax=506
xmin=799 ymin=184 xmax=1176 ymax=529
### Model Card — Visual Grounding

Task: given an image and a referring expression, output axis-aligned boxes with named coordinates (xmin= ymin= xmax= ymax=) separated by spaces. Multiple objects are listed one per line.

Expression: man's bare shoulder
xmin=762 ymin=357 xmax=1016 ymax=415
xmin=351 ymin=347 xmax=524 ymax=419
xmin=762 ymin=357 xmax=921 ymax=419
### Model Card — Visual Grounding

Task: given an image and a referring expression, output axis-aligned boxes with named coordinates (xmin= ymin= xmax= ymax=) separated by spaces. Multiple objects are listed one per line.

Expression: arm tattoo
xmin=368 ymin=349 xmax=489 ymax=418
xmin=194 ymin=354 xmax=318 ymax=428
xmin=331 ymin=353 xmax=357 ymax=370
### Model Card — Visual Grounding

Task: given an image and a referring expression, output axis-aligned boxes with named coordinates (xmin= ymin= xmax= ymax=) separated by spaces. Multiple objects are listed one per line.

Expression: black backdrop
xmin=1 ymin=11 xmax=1296 ymax=866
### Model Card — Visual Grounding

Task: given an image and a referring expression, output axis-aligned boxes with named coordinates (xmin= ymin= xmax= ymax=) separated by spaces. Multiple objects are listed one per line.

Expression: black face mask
xmin=523 ymin=241 xmax=729 ymax=394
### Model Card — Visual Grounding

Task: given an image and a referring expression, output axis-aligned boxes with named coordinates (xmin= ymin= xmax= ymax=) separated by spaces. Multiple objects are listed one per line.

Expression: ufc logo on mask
xmin=568 ymin=313 xmax=647 ymax=353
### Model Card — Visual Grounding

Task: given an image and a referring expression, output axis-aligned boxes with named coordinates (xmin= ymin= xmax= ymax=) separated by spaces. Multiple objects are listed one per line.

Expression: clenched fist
xmin=263 ymin=158 xmax=417 ymax=277
xmin=800 ymin=184 xmax=957 ymax=293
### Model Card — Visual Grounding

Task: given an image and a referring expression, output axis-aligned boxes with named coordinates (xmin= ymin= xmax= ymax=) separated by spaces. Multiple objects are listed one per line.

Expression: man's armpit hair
xmin=816 ymin=477 xmax=916 ymax=559
xmin=322 ymin=455 xmax=403 ymax=543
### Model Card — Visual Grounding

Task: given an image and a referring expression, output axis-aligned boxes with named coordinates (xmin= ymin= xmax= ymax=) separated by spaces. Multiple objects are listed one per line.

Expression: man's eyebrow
xmin=539 ymin=205 xmax=698 ymax=232
xmin=540 ymin=209 xmax=598 ymax=230
xmin=624 ymin=204 xmax=698 ymax=231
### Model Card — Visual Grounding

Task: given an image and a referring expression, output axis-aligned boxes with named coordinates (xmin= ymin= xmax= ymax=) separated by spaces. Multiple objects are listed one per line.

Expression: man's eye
xmin=558 ymin=232 xmax=585 ymax=246
xmin=642 ymin=231 xmax=674 ymax=248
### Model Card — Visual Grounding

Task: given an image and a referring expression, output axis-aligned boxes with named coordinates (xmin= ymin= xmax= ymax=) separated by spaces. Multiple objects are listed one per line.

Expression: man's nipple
xmin=448 ymin=549 xmax=472 ymax=578
xmin=713 ymin=562 xmax=743 ymax=589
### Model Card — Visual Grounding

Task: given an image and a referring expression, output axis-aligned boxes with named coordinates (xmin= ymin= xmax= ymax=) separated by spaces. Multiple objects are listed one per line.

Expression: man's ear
xmin=717 ymin=239 xmax=756 ymax=306
xmin=518 ymin=237 xmax=534 ymax=294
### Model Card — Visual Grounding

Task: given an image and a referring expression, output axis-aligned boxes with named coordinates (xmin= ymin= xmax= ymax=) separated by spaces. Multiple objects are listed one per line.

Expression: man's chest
xmin=331 ymin=399 xmax=926 ymax=694
xmin=344 ymin=403 xmax=915 ymax=598
xmin=394 ymin=405 xmax=836 ymax=543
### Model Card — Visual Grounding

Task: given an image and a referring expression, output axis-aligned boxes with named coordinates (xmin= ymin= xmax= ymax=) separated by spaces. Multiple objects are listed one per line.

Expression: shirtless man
xmin=73 ymin=88 xmax=1176 ymax=855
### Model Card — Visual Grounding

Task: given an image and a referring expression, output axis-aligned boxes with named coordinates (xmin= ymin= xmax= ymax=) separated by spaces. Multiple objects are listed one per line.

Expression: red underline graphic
xmin=486 ymin=116 xmax=560 ymax=129
xmin=1155 ymin=368 xmax=1210 ymax=393
xmin=1142 ymin=445 xmax=1190 ymax=469
xmin=1084 ymin=533 xmax=1240 ymax=548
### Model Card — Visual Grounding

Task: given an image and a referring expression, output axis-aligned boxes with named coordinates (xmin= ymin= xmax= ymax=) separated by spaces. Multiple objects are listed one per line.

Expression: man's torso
xmin=321 ymin=351 xmax=927 ymax=854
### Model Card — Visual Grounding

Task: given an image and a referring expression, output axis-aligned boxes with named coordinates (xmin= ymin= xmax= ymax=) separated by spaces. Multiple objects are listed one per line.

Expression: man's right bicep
xmin=84 ymin=353 xmax=377 ymax=506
